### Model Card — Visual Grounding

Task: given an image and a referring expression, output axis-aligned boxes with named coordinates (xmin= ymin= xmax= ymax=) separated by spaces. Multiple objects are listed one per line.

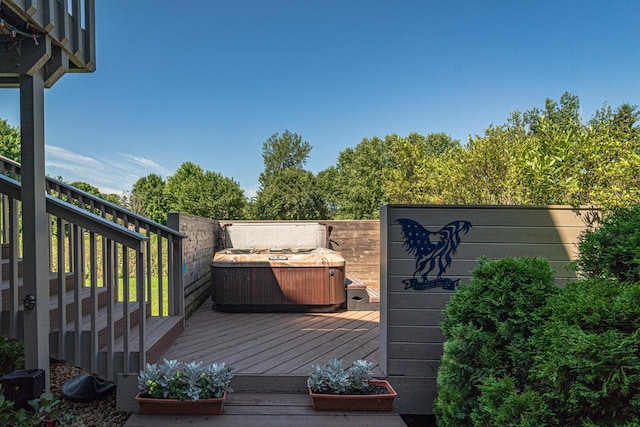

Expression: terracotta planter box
xmin=135 ymin=392 xmax=226 ymax=415
xmin=308 ymin=380 xmax=397 ymax=411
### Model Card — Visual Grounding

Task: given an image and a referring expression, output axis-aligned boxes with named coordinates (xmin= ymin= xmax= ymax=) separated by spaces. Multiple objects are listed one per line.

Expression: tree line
xmin=2 ymin=92 xmax=639 ymax=223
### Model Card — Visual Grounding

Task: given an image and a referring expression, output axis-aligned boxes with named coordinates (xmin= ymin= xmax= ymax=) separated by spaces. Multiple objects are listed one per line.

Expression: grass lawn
xmin=104 ymin=276 xmax=170 ymax=316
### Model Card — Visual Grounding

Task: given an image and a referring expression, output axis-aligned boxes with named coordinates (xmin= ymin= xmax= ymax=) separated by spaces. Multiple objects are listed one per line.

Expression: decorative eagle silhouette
xmin=396 ymin=219 xmax=472 ymax=281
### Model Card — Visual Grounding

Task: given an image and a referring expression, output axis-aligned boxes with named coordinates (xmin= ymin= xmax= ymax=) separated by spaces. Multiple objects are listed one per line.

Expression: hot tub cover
xmin=211 ymin=247 xmax=345 ymax=268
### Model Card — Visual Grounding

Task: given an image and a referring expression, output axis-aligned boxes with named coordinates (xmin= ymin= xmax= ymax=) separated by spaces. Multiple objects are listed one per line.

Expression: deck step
xmin=367 ymin=287 xmax=380 ymax=303
xmin=108 ymin=315 xmax=185 ymax=363
xmin=345 ymin=278 xmax=380 ymax=310
xmin=1 ymin=271 xmax=76 ymax=306
xmin=50 ymin=311 xmax=183 ymax=378
xmin=97 ymin=315 xmax=184 ymax=379
xmin=123 ymin=392 xmax=406 ymax=427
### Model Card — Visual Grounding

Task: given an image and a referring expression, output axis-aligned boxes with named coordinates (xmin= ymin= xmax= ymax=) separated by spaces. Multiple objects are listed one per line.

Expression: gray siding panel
xmin=388 ymin=342 xmax=444 ymax=360
xmin=381 ymin=205 xmax=594 ymax=414
xmin=388 ymin=258 xmax=576 ymax=278
xmin=388 ymin=326 xmax=445 ymax=343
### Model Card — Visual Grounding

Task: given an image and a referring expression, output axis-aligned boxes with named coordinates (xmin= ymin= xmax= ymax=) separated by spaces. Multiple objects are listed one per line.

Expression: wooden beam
xmin=0 ymin=76 xmax=20 ymax=87
xmin=44 ymin=44 xmax=68 ymax=88
xmin=70 ymin=0 xmax=82 ymax=58
xmin=24 ymin=0 xmax=38 ymax=17
xmin=0 ymin=34 xmax=51 ymax=77
xmin=83 ymin=0 xmax=96 ymax=71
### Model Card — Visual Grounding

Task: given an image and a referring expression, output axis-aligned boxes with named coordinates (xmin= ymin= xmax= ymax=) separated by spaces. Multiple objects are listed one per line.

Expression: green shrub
xmin=434 ymin=257 xmax=557 ymax=426
xmin=0 ymin=386 xmax=74 ymax=427
xmin=471 ymin=376 xmax=555 ymax=427
xmin=576 ymin=204 xmax=640 ymax=283
xmin=436 ymin=226 xmax=640 ymax=426
xmin=0 ymin=337 xmax=24 ymax=376
xmin=531 ymin=279 xmax=640 ymax=426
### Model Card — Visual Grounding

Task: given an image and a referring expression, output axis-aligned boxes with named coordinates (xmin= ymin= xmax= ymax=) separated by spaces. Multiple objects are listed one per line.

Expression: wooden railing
xmin=0 ymin=155 xmax=185 ymax=379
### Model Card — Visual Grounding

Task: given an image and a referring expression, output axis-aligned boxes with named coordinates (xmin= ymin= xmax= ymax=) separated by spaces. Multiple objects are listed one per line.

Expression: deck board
xmin=255 ymin=312 xmax=379 ymax=374
xmin=228 ymin=311 xmax=377 ymax=373
xmin=159 ymin=302 xmax=381 ymax=376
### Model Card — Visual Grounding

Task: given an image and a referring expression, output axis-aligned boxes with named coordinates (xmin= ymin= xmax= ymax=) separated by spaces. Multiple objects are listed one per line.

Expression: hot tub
xmin=210 ymin=247 xmax=346 ymax=312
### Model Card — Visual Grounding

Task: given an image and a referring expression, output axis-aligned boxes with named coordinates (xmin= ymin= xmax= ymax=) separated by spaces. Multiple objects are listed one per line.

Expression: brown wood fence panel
xmin=325 ymin=220 xmax=380 ymax=288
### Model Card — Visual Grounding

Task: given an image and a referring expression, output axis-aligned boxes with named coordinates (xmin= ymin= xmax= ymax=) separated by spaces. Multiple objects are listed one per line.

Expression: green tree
xmin=383 ymin=132 xmax=461 ymax=204
xmin=165 ymin=162 xmax=246 ymax=220
xmin=611 ymin=103 xmax=640 ymax=137
xmin=130 ymin=174 xmax=170 ymax=224
xmin=254 ymin=168 xmax=327 ymax=220
xmin=447 ymin=94 xmax=640 ymax=208
xmin=316 ymin=166 xmax=339 ymax=218
xmin=70 ymin=181 xmax=102 ymax=197
xmin=254 ymin=130 xmax=327 ymax=220
xmin=329 ymin=136 xmax=387 ymax=219
xmin=259 ymin=130 xmax=311 ymax=188
xmin=540 ymin=92 xmax=582 ymax=134
xmin=0 ymin=119 xmax=20 ymax=162
xmin=101 ymin=193 xmax=125 ymax=206
xmin=68 ymin=180 xmax=125 ymax=209
xmin=461 ymin=113 xmax=527 ymax=204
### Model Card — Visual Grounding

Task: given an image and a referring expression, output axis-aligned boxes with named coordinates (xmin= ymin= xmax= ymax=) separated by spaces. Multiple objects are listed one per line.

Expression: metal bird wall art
xmin=396 ymin=218 xmax=472 ymax=291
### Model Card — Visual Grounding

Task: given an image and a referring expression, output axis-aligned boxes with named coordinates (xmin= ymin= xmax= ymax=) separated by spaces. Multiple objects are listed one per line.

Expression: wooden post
xmin=20 ymin=67 xmax=50 ymax=387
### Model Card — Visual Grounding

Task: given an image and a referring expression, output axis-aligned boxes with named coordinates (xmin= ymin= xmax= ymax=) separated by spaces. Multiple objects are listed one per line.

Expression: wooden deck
xmin=159 ymin=302 xmax=381 ymax=377
xmin=125 ymin=304 xmax=407 ymax=426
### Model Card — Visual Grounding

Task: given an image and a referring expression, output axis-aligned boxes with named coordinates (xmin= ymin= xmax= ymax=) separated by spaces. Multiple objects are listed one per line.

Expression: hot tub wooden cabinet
xmin=210 ymin=248 xmax=346 ymax=312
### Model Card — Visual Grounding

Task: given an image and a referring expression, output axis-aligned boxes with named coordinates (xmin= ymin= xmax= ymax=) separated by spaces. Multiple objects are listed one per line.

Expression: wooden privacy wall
xmin=380 ymin=205 xmax=594 ymax=414
xmin=168 ymin=213 xmax=220 ymax=317
xmin=324 ymin=220 xmax=380 ymax=288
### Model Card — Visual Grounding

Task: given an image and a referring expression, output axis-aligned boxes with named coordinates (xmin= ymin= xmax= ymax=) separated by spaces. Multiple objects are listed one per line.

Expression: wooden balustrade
xmin=0 ymin=155 xmax=185 ymax=380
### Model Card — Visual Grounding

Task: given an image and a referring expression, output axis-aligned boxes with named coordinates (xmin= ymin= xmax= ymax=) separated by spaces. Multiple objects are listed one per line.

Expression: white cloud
xmin=45 ymin=145 xmax=169 ymax=194
xmin=118 ymin=153 xmax=169 ymax=176
xmin=47 ymin=145 xmax=101 ymax=166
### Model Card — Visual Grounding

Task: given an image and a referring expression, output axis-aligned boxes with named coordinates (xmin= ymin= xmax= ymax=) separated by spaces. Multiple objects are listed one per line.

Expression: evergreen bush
xmin=531 ymin=278 xmax=640 ymax=426
xmin=435 ymin=206 xmax=640 ymax=425
xmin=576 ymin=204 xmax=640 ymax=283
xmin=434 ymin=257 xmax=557 ymax=426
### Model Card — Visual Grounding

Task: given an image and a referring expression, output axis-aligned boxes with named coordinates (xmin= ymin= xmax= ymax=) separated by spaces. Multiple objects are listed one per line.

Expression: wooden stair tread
xmin=1 ymin=271 xmax=73 ymax=291
xmin=124 ymin=392 xmax=406 ymax=426
xmin=109 ymin=316 xmax=184 ymax=353
xmin=366 ymin=287 xmax=380 ymax=303
xmin=51 ymin=300 xmax=150 ymax=332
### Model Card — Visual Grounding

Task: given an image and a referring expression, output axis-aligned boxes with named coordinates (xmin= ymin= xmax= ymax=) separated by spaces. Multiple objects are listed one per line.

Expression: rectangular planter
xmin=308 ymin=380 xmax=397 ymax=411
xmin=135 ymin=392 xmax=226 ymax=415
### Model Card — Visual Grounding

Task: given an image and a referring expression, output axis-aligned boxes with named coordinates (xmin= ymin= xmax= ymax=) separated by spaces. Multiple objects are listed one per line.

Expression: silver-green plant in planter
xmin=347 ymin=359 xmax=374 ymax=390
xmin=138 ymin=359 xmax=234 ymax=401
xmin=308 ymin=359 xmax=374 ymax=394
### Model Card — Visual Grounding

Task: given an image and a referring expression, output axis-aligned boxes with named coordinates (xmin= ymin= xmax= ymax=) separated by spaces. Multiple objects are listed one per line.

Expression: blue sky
xmin=1 ymin=0 xmax=639 ymax=197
